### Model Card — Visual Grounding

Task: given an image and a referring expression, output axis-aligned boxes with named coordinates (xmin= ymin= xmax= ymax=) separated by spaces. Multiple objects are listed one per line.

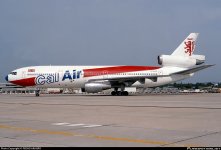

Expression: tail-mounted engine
xmin=158 ymin=55 xmax=205 ymax=67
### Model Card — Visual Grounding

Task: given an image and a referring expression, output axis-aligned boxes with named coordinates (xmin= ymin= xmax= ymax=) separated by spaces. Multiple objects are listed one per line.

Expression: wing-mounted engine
xmin=158 ymin=54 xmax=205 ymax=67
xmin=84 ymin=81 xmax=111 ymax=93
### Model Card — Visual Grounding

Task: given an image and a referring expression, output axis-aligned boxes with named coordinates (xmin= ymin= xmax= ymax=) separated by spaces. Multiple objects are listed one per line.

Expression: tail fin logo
xmin=184 ymin=39 xmax=195 ymax=56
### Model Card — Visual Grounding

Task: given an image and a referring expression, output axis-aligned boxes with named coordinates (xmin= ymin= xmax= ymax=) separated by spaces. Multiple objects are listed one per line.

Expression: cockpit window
xmin=10 ymin=72 xmax=17 ymax=75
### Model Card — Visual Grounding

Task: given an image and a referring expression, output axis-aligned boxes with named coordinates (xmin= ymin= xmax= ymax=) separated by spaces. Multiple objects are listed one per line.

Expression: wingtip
xmin=204 ymin=64 xmax=215 ymax=68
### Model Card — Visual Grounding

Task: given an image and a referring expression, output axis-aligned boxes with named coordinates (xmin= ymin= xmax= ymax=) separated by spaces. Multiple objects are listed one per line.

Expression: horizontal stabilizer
xmin=171 ymin=64 xmax=214 ymax=75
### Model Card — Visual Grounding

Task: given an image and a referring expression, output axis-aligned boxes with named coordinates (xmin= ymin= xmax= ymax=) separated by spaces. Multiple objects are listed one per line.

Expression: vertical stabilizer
xmin=171 ymin=33 xmax=199 ymax=57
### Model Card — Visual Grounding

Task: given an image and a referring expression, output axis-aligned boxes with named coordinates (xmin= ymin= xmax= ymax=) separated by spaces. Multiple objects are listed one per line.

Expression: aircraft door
xmin=22 ymin=71 xmax=26 ymax=79
xmin=158 ymin=70 xmax=163 ymax=76
xmin=103 ymin=70 xmax=109 ymax=79
xmin=58 ymin=70 xmax=64 ymax=85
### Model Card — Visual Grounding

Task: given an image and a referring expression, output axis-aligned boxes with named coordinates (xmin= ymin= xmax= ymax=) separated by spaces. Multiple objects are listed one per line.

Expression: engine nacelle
xmin=85 ymin=82 xmax=111 ymax=93
xmin=191 ymin=55 xmax=205 ymax=65
xmin=158 ymin=55 xmax=205 ymax=67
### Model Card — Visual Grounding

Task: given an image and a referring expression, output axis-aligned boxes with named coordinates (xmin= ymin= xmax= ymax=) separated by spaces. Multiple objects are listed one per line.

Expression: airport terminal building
xmin=0 ymin=83 xmax=36 ymax=94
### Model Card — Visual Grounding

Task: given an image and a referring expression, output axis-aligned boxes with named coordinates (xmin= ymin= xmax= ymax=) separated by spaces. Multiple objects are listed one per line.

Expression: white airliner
xmin=5 ymin=33 xmax=213 ymax=96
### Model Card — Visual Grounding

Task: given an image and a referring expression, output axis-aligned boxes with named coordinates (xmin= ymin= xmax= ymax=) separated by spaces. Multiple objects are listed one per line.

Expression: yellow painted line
xmin=0 ymin=124 xmax=73 ymax=136
xmin=91 ymin=135 xmax=167 ymax=145
xmin=0 ymin=124 xmax=200 ymax=147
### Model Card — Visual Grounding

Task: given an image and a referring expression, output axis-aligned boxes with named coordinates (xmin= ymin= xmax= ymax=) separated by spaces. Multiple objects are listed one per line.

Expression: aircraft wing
xmin=88 ymin=74 xmax=169 ymax=86
xmin=87 ymin=64 xmax=214 ymax=87
xmin=171 ymin=64 xmax=214 ymax=75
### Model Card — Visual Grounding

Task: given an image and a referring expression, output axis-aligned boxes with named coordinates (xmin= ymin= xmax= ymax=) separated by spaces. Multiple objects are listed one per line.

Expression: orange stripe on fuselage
xmin=83 ymin=66 xmax=160 ymax=77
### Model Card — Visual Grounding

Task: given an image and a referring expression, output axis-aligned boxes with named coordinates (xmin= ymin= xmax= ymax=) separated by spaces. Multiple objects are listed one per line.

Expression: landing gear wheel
xmin=111 ymin=91 xmax=117 ymax=96
xmin=122 ymin=91 xmax=129 ymax=96
xmin=117 ymin=91 xmax=122 ymax=96
xmin=111 ymin=91 xmax=129 ymax=96
xmin=35 ymin=90 xmax=40 ymax=97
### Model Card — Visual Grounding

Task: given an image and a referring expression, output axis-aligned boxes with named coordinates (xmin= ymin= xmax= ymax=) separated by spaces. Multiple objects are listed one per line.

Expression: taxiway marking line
xmin=52 ymin=122 xmax=70 ymax=126
xmin=66 ymin=124 xmax=86 ymax=127
xmin=83 ymin=125 xmax=103 ymax=128
xmin=0 ymin=124 xmax=199 ymax=147
xmin=52 ymin=123 xmax=103 ymax=128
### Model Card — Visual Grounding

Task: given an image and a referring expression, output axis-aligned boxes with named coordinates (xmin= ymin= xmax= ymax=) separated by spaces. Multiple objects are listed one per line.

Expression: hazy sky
xmin=0 ymin=0 xmax=220 ymax=83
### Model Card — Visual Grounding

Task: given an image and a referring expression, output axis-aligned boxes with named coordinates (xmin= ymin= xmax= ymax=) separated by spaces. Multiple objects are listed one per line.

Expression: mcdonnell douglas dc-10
xmin=5 ymin=33 xmax=213 ymax=96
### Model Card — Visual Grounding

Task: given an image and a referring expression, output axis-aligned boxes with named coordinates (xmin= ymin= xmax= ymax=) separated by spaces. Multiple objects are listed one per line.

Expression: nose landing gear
xmin=35 ymin=90 xmax=40 ymax=97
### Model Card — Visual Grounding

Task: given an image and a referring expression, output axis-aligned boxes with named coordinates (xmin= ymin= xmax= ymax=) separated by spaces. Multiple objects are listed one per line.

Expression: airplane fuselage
xmin=7 ymin=65 xmax=191 ymax=89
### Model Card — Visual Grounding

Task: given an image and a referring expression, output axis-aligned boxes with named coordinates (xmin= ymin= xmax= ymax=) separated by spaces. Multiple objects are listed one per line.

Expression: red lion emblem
xmin=184 ymin=40 xmax=195 ymax=56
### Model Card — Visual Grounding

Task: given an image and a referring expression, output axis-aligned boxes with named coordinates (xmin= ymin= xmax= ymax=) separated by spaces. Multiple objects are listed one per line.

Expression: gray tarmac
xmin=0 ymin=93 xmax=221 ymax=147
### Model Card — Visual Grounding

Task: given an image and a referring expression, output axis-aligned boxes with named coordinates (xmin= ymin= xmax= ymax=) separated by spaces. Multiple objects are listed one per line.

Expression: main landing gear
xmin=111 ymin=91 xmax=129 ymax=96
xmin=111 ymin=87 xmax=129 ymax=96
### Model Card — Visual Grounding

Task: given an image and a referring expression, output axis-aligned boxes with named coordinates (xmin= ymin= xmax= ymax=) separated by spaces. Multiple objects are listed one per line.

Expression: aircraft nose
xmin=5 ymin=75 xmax=8 ymax=82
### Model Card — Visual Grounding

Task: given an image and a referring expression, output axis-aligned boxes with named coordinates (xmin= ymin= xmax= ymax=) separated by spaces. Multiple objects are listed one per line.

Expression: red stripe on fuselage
xmin=10 ymin=77 xmax=36 ymax=87
xmin=83 ymin=66 xmax=160 ymax=77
